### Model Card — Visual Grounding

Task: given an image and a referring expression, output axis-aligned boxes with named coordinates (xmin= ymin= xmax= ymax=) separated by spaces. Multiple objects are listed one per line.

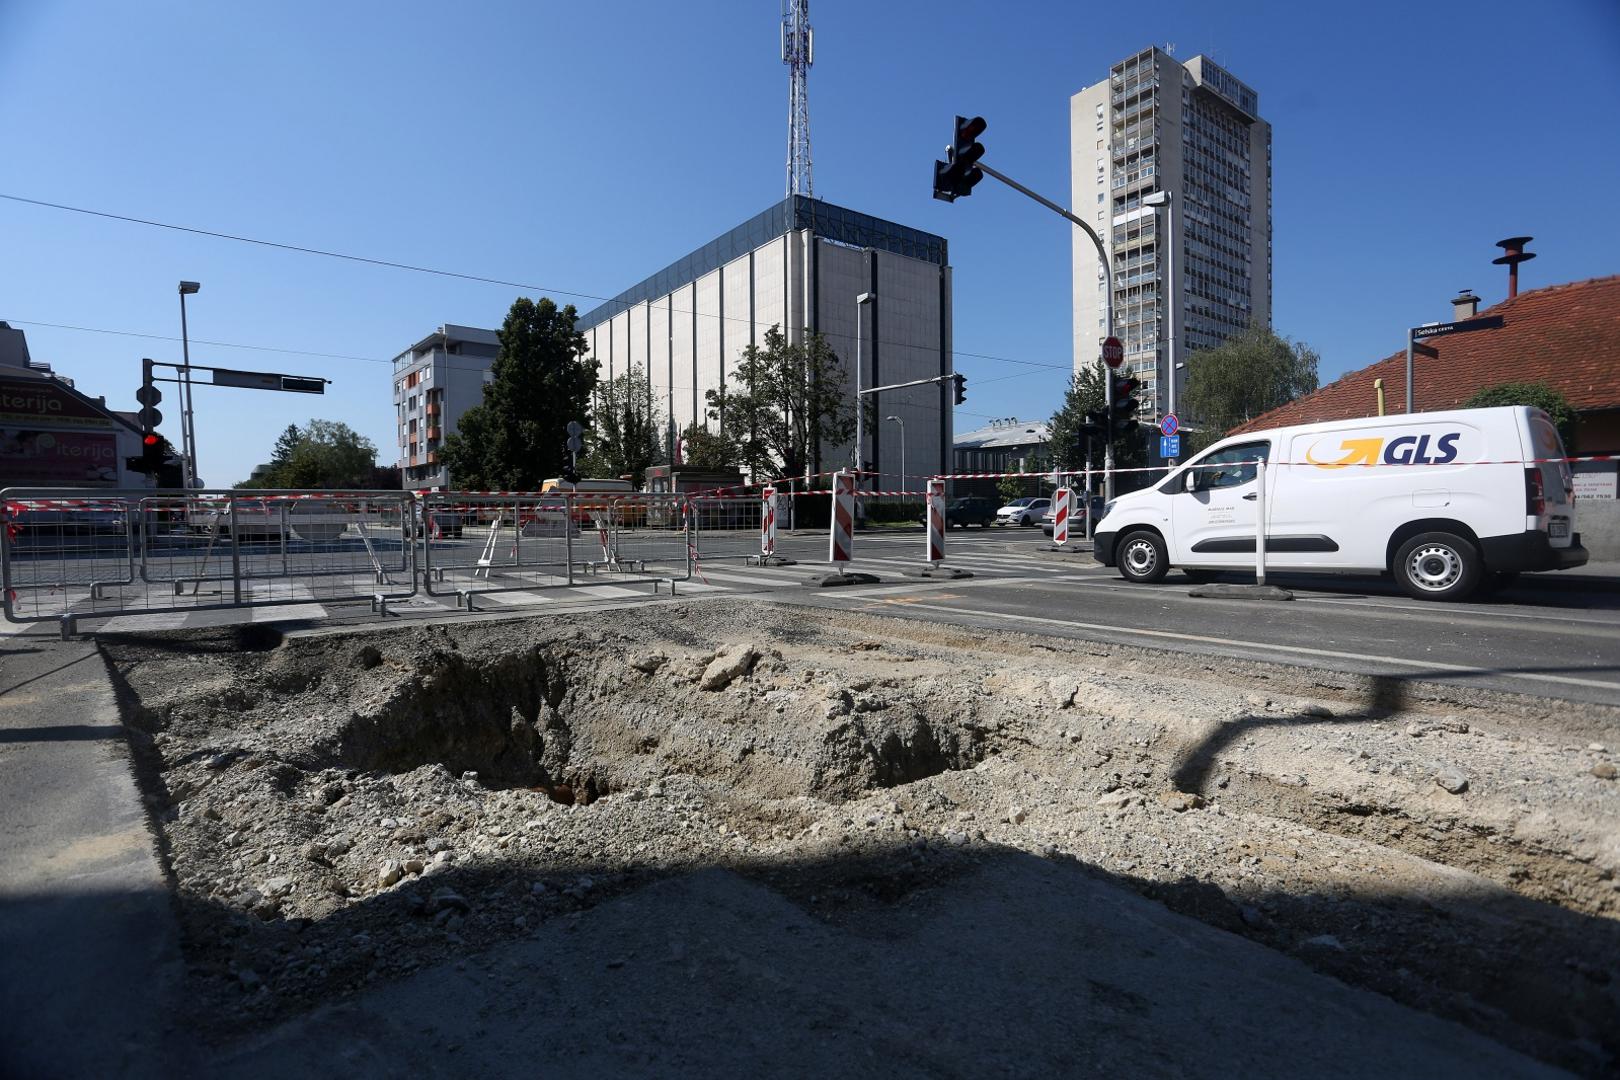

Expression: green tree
xmin=278 ymin=420 xmax=377 ymax=488
xmin=1047 ymin=363 xmax=1149 ymax=475
xmin=587 ymin=364 xmax=663 ymax=485
xmin=1180 ymin=324 xmax=1320 ymax=451
xmin=679 ymin=423 xmax=736 ymax=470
xmin=440 ymin=297 xmax=597 ymax=490
xmin=269 ymin=423 xmax=303 ymax=472
xmin=1463 ymin=381 xmax=1577 ymax=451
xmin=703 ymin=325 xmax=855 ymax=482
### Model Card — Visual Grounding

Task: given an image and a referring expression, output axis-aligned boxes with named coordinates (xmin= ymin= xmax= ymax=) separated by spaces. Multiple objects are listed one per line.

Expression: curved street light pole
xmin=972 ymin=161 xmax=1116 ymax=497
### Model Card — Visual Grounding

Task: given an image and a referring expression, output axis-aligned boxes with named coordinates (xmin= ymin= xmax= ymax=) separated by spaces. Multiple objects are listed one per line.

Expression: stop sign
xmin=1101 ymin=336 xmax=1124 ymax=368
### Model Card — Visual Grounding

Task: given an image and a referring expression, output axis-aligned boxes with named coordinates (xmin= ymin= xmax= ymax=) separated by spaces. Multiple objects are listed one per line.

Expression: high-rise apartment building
xmin=1070 ymin=47 xmax=1271 ymax=419
xmin=392 ymin=323 xmax=499 ymax=490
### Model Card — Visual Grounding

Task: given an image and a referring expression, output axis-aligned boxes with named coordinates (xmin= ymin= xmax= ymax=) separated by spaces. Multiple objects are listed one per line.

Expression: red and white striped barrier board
xmin=1052 ymin=487 xmax=1071 ymax=546
xmin=926 ymin=478 xmax=945 ymax=565
xmin=760 ymin=487 xmax=777 ymax=557
xmin=828 ymin=470 xmax=854 ymax=564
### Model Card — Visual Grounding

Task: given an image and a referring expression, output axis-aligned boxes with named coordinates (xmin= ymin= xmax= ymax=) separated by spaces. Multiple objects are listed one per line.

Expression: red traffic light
xmin=1113 ymin=377 xmax=1139 ymax=397
xmin=143 ymin=434 xmax=160 ymax=447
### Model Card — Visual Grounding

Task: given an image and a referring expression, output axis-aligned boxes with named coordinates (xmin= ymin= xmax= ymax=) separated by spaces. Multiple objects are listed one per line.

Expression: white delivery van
xmin=1093 ymin=406 xmax=1587 ymax=600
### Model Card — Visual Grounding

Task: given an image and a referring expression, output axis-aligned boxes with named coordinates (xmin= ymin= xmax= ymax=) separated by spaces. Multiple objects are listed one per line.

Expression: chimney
xmin=1451 ymin=289 xmax=1480 ymax=320
xmin=1492 ymin=236 xmax=1535 ymax=298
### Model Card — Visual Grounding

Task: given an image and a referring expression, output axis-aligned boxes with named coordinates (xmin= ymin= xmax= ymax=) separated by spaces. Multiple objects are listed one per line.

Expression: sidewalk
xmin=0 ymin=629 xmax=191 ymax=1078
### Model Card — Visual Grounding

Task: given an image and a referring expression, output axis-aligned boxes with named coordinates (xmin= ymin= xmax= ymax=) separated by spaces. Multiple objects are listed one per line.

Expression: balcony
xmin=427 ymin=427 xmax=442 ymax=441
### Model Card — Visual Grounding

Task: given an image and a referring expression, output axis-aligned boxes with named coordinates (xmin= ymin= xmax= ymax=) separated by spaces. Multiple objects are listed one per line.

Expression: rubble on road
xmin=103 ymin=602 xmax=1620 ymax=1076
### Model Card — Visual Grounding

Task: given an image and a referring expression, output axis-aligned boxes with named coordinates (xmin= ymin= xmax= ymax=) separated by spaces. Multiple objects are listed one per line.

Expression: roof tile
xmin=1231 ymin=275 xmax=1620 ymax=435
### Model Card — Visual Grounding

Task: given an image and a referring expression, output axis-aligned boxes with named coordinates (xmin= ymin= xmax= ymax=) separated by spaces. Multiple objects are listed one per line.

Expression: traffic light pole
xmin=972 ymin=161 xmax=1116 ymax=497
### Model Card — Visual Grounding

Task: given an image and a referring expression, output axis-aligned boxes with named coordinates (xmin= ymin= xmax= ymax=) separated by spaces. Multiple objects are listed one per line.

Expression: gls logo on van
xmin=1305 ymin=433 xmax=1463 ymax=469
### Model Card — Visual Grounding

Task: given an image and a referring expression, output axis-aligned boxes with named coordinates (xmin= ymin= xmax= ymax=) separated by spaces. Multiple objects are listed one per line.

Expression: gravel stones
xmin=700 ymin=644 xmax=759 ymax=691
xmin=378 ymin=860 xmax=403 ymax=888
xmin=1434 ymin=766 xmax=1470 ymax=795
xmin=1592 ymin=762 xmax=1617 ymax=781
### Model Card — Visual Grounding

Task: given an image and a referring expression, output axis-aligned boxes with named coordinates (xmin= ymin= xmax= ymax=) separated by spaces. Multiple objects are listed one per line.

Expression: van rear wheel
xmin=1117 ymin=530 xmax=1169 ymax=584
xmin=1393 ymin=531 xmax=1482 ymax=601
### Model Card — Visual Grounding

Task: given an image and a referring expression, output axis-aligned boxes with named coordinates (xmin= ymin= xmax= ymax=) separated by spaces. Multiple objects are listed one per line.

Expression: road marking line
xmin=863 ymin=600 xmax=1620 ymax=692
xmin=1025 ymin=576 xmax=1620 ymax=636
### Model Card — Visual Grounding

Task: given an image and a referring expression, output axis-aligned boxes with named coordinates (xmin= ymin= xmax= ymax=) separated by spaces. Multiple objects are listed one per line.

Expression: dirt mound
xmin=104 ymin=601 xmax=1620 ymax=1075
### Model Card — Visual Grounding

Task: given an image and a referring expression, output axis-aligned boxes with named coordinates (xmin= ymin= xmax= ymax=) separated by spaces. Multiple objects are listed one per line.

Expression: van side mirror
xmin=1182 ymin=470 xmax=1199 ymax=494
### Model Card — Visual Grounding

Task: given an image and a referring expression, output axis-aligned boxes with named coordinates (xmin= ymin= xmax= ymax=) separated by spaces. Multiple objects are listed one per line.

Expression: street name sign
xmin=1411 ymin=314 xmax=1505 ymax=341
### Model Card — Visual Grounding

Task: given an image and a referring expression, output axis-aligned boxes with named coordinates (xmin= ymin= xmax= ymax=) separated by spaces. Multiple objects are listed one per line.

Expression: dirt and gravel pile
xmin=104 ymin=602 xmax=1620 ymax=1075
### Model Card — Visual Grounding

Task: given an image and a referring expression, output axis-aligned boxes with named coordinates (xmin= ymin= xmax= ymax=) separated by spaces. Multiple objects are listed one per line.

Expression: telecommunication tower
xmin=782 ymin=0 xmax=813 ymax=197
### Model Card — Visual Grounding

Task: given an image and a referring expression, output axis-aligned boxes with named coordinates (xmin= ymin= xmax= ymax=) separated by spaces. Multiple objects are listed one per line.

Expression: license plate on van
xmin=1549 ymin=519 xmax=1569 ymax=539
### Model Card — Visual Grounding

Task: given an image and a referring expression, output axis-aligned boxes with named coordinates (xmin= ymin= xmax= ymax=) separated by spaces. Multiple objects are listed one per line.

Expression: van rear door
xmin=1524 ymin=411 xmax=1575 ymax=547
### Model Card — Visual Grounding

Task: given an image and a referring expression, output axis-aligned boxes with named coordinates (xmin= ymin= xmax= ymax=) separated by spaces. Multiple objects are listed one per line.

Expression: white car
xmin=996 ymin=497 xmax=1050 ymax=527
xmin=1093 ymin=405 xmax=1586 ymax=601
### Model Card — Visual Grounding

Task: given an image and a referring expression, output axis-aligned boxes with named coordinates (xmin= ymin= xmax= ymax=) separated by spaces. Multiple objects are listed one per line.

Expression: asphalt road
xmin=7 ymin=522 xmax=1618 ymax=706
xmin=803 ymin=528 xmax=1620 ymax=707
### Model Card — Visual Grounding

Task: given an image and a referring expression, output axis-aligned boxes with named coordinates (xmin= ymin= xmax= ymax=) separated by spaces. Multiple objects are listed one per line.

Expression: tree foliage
xmin=1046 ymin=363 xmax=1149 ymax=475
xmin=1463 ymin=381 xmax=1577 ymax=451
xmin=1180 ymin=324 xmax=1320 ymax=451
xmin=702 ymin=325 xmax=855 ymax=482
xmin=678 ymin=423 xmax=735 ymax=471
xmin=439 ymin=297 xmax=596 ymax=490
xmin=582 ymin=364 xmax=663 ymax=484
xmin=238 ymin=420 xmax=377 ymax=489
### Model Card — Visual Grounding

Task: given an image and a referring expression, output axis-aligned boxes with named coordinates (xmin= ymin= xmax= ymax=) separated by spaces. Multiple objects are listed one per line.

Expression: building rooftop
xmin=577 ymin=196 xmax=948 ymax=331
xmin=954 ymin=418 xmax=1051 ymax=450
xmin=1231 ymin=275 xmax=1620 ymax=436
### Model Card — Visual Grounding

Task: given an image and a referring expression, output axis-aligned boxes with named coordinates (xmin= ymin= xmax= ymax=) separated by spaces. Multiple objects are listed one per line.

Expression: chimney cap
xmin=1451 ymin=289 xmax=1480 ymax=303
xmin=1493 ymin=236 xmax=1536 ymax=265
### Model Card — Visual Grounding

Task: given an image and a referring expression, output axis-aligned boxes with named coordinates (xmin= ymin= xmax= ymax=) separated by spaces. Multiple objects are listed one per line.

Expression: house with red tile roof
xmin=1230 ymin=275 xmax=1620 ymax=456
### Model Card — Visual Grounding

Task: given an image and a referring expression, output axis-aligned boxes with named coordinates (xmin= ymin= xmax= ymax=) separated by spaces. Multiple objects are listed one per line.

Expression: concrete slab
xmin=0 ymin=633 xmax=191 ymax=1078
xmin=1188 ymin=583 xmax=1296 ymax=601
xmin=206 ymin=860 xmax=1560 ymax=1078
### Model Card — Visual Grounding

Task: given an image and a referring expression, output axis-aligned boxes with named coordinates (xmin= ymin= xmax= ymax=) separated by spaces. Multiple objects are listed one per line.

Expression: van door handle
xmin=1242 ymin=493 xmax=1258 ymax=501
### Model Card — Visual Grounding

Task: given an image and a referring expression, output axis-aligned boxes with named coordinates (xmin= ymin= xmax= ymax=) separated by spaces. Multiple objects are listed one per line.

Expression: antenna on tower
xmin=782 ymin=0 xmax=813 ymax=198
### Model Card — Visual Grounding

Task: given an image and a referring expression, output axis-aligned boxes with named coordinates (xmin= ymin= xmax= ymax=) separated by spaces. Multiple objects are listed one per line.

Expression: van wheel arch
xmin=1385 ymin=519 xmax=1482 ymax=572
xmin=1116 ymin=527 xmax=1170 ymax=584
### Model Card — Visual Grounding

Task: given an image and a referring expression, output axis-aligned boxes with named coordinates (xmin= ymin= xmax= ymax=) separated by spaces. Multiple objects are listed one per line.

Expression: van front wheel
xmin=1393 ymin=532 xmax=1481 ymax=601
xmin=1117 ymin=531 xmax=1169 ymax=584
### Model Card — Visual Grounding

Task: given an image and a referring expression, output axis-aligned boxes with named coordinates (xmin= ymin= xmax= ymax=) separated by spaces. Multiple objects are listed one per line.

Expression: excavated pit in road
xmin=104 ymin=601 xmax=1620 ymax=1076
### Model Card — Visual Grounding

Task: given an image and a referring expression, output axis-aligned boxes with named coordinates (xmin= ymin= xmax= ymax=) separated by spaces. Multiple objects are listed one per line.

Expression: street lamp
xmin=1141 ymin=190 xmax=1176 ymax=464
xmin=855 ymin=292 xmax=875 ymax=480
xmin=885 ymin=414 xmax=905 ymax=495
xmin=178 ymin=280 xmax=201 ymax=488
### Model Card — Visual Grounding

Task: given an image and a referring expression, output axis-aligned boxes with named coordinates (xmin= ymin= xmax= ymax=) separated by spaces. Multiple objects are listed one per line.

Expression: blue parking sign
xmin=1159 ymin=435 xmax=1181 ymax=458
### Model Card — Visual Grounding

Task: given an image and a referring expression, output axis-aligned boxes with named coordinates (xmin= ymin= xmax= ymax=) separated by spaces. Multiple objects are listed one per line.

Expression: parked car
xmin=404 ymin=504 xmax=468 ymax=539
xmin=943 ymin=496 xmax=997 ymax=528
xmin=1040 ymin=495 xmax=1107 ymax=536
xmin=996 ymin=497 xmax=1050 ymax=527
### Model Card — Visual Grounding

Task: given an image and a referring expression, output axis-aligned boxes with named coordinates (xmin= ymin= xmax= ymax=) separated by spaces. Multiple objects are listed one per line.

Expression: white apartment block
xmin=577 ymin=196 xmax=954 ymax=490
xmin=1071 ymin=47 xmax=1272 ymax=419
xmin=392 ymin=323 xmax=499 ymax=490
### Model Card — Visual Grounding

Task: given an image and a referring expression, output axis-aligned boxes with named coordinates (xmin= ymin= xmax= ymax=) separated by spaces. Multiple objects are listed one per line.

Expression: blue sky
xmin=3 ymin=0 xmax=1617 ymax=486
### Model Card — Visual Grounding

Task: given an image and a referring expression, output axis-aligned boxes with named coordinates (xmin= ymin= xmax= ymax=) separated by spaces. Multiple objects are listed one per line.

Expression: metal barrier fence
xmin=416 ymin=492 xmax=693 ymax=607
xmin=689 ymin=496 xmax=766 ymax=565
xmin=2 ymin=488 xmax=417 ymax=633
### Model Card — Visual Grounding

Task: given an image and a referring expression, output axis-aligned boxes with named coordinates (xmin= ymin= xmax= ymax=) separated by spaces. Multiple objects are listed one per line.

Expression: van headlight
xmin=1100 ymin=500 xmax=1116 ymax=521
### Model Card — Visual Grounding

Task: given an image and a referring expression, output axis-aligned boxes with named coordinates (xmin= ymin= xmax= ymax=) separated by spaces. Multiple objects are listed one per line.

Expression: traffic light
xmin=136 ymin=358 xmax=163 ymax=435
xmin=952 ymin=373 xmax=967 ymax=406
xmin=1109 ymin=375 xmax=1141 ymax=445
xmin=126 ymin=433 xmax=168 ymax=476
xmin=932 ymin=115 xmax=987 ymax=202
